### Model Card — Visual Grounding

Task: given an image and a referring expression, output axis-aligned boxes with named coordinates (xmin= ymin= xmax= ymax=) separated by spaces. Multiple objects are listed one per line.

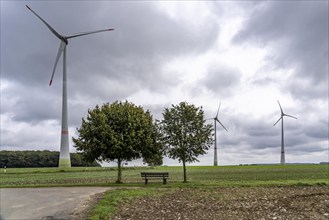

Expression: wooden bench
xmin=141 ymin=172 xmax=169 ymax=184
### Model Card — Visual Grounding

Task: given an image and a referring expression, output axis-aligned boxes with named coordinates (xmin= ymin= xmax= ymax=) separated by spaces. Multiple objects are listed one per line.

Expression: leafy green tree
xmin=142 ymin=121 xmax=164 ymax=166
xmin=143 ymin=153 xmax=163 ymax=166
xmin=73 ymin=101 xmax=161 ymax=183
xmin=160 ymin=102 xmax=213 ymax=182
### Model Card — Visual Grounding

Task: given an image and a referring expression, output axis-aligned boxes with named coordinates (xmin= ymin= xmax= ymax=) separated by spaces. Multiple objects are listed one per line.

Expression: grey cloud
xmin=192 ymin=65 xmax=241 ymax=97
xmin=300 ymin=114 xmax=328 ymax=140
xmin=288 ymin=144 xmax=327 ymax=155
xmin=143 ymin=103 xmax=168 ymax=121
xmin=217 ymin=112 xmax=311 ymax=155
xmin=1 ymin=80 xmax=61 ymax=123
xmin=63 ymin=1 xmax=218 ymax=95
xmin=2 ymin=1 xmax=219 ymax=127
xmin=233 ymin=1 xmax=328 ymax=100
xmin=303 ymin=121 xmax=328 ymax=140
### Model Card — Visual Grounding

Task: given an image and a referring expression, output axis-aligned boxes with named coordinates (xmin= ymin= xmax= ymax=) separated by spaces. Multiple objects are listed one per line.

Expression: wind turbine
xmin=209 ymin=102 xmax=228 ymax=166
xmin=273 ymin=100 xmax=297 ymax=165
xmin=26 ymin=5 xmax=114 ymax=168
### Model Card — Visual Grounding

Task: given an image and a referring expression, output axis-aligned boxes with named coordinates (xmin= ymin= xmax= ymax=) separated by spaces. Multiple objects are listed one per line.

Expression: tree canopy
xmin=73 ymin=101 xmax=162 ymax=183
xmin=160 ymin=102 xmax=213 ymax=182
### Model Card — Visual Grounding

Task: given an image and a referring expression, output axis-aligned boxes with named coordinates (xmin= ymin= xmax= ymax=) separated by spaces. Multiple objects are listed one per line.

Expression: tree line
xmin=0 ymin=150 xmax=100 ymax=168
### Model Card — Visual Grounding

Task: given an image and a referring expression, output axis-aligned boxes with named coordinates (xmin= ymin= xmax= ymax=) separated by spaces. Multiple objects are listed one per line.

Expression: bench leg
xmin=145 ymin=179 xmax=148 ymax=184
xmin=163 ymin=178 xmax=167 ymax=184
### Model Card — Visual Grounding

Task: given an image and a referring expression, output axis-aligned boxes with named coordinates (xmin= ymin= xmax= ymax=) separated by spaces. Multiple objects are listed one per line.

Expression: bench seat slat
xmin=141 ymin=172 xmax=169 ymax=184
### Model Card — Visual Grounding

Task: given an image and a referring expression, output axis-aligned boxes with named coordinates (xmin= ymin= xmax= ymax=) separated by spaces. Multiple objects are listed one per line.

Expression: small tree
xmin=160 ymin=102 xmax=213 ymax=182
xmin=73 ymin=101 xmax=161 ymax=183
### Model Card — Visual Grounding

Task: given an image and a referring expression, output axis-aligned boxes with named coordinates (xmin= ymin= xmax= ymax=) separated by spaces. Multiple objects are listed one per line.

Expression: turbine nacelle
xmin=206 ymin=103 xmax=228 ymax=132
xmin=273 ymin=100 xmax=297 ymax=126
xmin=61 ymin=37 xmax=68 ymax=45
xmin=214 ymin=102 xmax=228 ymax=132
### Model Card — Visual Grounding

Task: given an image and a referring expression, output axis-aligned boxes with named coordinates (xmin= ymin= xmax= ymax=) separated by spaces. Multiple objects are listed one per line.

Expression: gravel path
xmin=0 ymin=187 xmax=111 ymax=220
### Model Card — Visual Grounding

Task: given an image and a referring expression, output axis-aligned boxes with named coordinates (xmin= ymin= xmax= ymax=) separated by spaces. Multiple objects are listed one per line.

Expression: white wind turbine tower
xmin=209 ymin=102 xmax=228 ymax=166
xmin=26 ymin=5 xmax=114 ymax=168
xmin=273 ymin=100 xmax=297 ymax=165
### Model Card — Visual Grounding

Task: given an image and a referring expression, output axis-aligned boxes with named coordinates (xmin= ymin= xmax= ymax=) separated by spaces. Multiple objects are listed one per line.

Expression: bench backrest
xmin=141 ymin=172 xmax=169 ymax=178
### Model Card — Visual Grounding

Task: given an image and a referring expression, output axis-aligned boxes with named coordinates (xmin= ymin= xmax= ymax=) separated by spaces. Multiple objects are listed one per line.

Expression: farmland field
xmin=1 ymin=164 xmax=328 ymax=219
xmin=0 ymin=164 xmax=328 ymax=187
xmin=108 ymin=186 xmax=329 ymax=220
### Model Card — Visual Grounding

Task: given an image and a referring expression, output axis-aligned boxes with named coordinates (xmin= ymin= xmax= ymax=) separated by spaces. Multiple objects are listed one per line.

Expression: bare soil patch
xmin=70 ymin=192 xmax=104 ymax=220
xmin=112 ymin=186 xmax=329 ymax=220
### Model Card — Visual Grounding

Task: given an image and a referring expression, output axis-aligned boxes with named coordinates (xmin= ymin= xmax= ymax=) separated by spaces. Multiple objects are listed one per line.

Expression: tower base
xmin=59 ymin=158 xmax=71 ymax=168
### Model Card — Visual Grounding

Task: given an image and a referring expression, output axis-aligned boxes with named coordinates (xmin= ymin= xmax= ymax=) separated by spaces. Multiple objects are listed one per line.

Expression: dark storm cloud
xmin=1 ymin=81 xmax=60 ymax=123
xmin=303 ymin=121 xmax=328 ymax=140
xmin=1 ymin=1 xmax=219 ymax=127
xmin=191 ymin=65 xmax=241 ymax=97
xmin=224 ymin=115 xmax=279 ymax=149
xmin=233 ymin=1 xmax=329 ymax=100
xmin=66 ymin=1 xmax=219 ymax=96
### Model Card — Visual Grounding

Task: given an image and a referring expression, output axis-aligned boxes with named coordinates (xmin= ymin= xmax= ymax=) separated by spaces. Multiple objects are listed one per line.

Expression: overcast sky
xmin=1 ymin=1 xmax=328 ymax=166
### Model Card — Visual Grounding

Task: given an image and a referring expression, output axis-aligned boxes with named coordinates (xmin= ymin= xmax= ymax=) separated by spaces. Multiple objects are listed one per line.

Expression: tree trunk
xmin=116 ymin=158 xmax=122 ymax=183
xmin=183 ymin=159 xmax=187 ymax=183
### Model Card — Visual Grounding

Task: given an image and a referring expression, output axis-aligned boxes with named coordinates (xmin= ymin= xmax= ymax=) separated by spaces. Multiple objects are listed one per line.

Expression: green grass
xmin=1 ymin=164 xmax=328 ymax=187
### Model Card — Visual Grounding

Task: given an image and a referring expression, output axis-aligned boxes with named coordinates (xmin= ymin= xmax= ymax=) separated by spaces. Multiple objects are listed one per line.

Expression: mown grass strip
xmin=1 ymin=164 xmax=328 ymax=188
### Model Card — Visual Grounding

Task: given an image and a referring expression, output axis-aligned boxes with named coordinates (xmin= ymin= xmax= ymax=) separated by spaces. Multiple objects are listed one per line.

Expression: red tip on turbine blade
xmin=49 ymin=80 xmax=52 ymax=86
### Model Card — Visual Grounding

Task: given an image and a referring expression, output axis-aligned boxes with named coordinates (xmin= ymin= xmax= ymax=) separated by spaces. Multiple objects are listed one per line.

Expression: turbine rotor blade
xmin=49 ymin=41 xmax=66 ymax=86
xmin=66 ymin=28 xmax=114 ymax=39
xmin=26 ymin=5 xmax=62 ymax=40
xmin=273 ymin=116 xmax=282 ymax=126
xmin=284 ymin=114 xmax=297 ymax=119
xmin=277 ymin=100 xmax=284 ymax=115
xmin=216 ymin=118 xmax=228 ymax=132
xmin=216 ymin=102 xmax=221 ymax=118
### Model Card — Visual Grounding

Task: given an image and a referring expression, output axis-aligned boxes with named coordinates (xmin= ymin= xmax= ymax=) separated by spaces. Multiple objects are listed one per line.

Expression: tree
xmin=143 ymin=153 xmax=163 ymax=166
xmin=143 ymin=121 xmax=164 ymax=166
xmin=160 ymin=102 xmax=213 ymax=182
xmin=73 ymin=101 xmax=160 ymax=183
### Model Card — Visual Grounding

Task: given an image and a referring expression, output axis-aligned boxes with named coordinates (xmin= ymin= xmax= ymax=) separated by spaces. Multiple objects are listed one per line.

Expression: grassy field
xmin=1 ymin=164 xmax=328 ymax=188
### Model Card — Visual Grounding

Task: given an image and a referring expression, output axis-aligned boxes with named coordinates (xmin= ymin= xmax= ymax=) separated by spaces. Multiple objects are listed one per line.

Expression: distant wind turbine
xmin=273 ymin=100 xmax=297 ymax=165
xmin=208 ymin=102 xmax=228 ymax=166
xmin=26 ymin=5 xmax=114 ymax=168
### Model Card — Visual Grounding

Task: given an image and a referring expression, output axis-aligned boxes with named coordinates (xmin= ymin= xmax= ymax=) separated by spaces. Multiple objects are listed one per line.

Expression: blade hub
xmin=61 ymin=36 xmax=68 ymax=45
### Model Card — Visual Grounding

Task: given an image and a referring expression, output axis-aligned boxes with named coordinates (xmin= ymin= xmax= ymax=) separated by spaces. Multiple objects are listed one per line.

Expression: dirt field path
xmin=0 ymin=187 xmax=111 ymax=220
